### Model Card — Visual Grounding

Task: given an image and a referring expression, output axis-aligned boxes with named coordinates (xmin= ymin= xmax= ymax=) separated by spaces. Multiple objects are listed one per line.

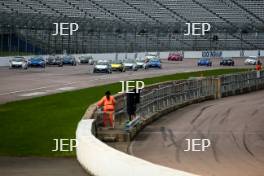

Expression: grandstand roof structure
xmin=0 ymin=0 xmax=263 ymax=53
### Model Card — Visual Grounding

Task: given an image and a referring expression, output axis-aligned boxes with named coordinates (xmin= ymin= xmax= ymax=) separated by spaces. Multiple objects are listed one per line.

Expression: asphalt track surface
xmin=130 ymin=90 xmax=264 ymax=176
xmin=0 ymin=58 xmax=255 ymax=176
xmin=0 ymin=157 xmax=88 ymax=176
xmin=0 ymin=58 xmax=250 ymax=104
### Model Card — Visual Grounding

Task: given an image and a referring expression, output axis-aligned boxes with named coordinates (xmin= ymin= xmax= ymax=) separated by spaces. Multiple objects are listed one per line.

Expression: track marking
xmin=56 ymin=87 xmax=76 ymax=91
xmin=0 ymin=82 xmax=77 ymax=96
xmin=19 ymin=92 xmax=47 ymax=97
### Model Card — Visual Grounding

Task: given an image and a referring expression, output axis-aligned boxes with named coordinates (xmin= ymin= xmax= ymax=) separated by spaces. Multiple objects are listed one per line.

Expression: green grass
xmin=0 ymin=51 xmax=35 ymax=57
xmin=0 ymin=68 xmax=249 ymax=157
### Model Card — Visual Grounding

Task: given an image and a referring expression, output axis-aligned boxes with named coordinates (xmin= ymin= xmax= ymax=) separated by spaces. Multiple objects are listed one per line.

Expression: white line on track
xmin=0 ymin=82 xmax=77 ymax=96
xmin=55 ymin=87 xmax=76 ymax=91
xmin=19 ymin=92 xmax=47 ymax=97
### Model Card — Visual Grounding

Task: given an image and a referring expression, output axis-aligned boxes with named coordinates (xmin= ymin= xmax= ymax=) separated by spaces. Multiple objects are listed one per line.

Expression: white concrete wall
xmin=222 ymin=51 xmax=241 ymax=57
xmin=1 ymin=50 xmax=263 ymax=66
xmin=76 ymin=119 xmax=197 ymax=176
xmin=184 ymin=51 xmax=202 ymax=58
xmin=244 ymin=50 xmax=259 ymax=57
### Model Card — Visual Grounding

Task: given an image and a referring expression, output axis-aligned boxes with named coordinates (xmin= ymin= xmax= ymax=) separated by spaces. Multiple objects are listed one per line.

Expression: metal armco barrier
xmin=94 ymin=71 xmax=264 ymax=130
xmin=220 ymin=70 xmax=264 ymax=97
xmin=111 ymin=70 xmax=264 ymax=126
xmin=137 ymin=78 xmax=216 ymax=119
xmin=94 ymin=70 xmax=264 ymax=129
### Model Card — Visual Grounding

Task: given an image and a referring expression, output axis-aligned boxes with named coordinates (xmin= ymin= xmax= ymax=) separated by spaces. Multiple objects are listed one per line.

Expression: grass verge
xmin=0 ymin=68 xmax=248 ymax=157
xmin=0 ymin=51 xmax=35 ymax=57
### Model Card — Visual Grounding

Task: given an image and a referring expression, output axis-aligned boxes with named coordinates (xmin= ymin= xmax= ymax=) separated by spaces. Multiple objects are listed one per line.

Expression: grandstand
xmin=0 ymin=0 xmax=263 ymax=54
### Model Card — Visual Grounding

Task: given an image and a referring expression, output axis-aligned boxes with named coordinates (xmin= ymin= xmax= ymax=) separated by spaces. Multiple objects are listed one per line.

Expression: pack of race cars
xmin=8 ymin=54 xmax=163 ymax=73
xmin=93 ymin=56 xmax=162 ymax=73
xmin=8 ymin=53 xmax=260 ymax=72
xmin=9 ymin=55 xmax=92 ymax=69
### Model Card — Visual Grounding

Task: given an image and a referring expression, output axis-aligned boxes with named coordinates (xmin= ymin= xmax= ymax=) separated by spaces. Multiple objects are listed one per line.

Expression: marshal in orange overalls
xmin=97 ymin=95 xmax=116 ymax=128
xmin=256 ymin=64 xmax=262 ymax=71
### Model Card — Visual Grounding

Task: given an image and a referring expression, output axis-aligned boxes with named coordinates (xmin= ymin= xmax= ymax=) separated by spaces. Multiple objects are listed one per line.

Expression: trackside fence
xmin=135 ymin=70 xmax=264 ymax=121
xmin=93 ymin=70 xmax=264 ymax=129
xmin=137 ymin=78 xmax=216 ymax=119
xmin=77 ymin=70 xmax=264 ymax=176
xmin=220 ymin=70 xmax=264 ymax=97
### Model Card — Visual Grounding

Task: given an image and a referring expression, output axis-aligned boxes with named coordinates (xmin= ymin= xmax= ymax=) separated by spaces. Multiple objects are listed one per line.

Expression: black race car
xmin=79 ymin=56 xmax=94 ymax=64
xmin=62 ymin=55 xmax=77 ymax=66
xmin=46 ymin=55 xmax=63 ymax=67
xmin=220 ymin=58 xmax=235 ymax=66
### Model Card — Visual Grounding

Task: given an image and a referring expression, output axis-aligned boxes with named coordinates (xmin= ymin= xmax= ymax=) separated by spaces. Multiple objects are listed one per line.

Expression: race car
xmin=63 ymin=55 xmax=77 ymax=66
xmin=46 ymin=55 xmax=63 ymax=67
xmin=244 ymin=56 xmax=257 ymax=65
xmin=9 ymin=56 xmax=28 ymax=69
xmin=93 ymin=60 xmax=112 ymax=73
xmin=79 ymin=55 xmax=94 ymax=65
xmin=144 ymin=54 xmax=158 ymax=63
xmin=168 ymin=53 xmax=183 ymax=61
xmin=111 ymin=60 xmax=125 ymax=72
xmin=123 ymin=59 xmax=138 ymax=71
xmin=220 ymin=58 xmax=235 ymax=66
xmin=136 ymin=59 xmax=147 ymax=69
xmin=197 ymin=58 xmax=212 ymax=67
xmin=145 ymin=58 xmax=162 ymax=69
xmin=28 ymin=56 xmax=46 ymax=68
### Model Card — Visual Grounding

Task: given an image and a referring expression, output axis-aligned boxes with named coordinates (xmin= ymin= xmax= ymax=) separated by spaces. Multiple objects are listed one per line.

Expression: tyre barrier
xmin=76 ymin=70 xmax=264 ymax=176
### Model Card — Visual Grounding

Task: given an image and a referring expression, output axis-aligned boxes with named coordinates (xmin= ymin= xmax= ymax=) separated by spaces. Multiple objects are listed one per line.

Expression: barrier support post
xmin=215 ymin=78 xmax=222 ymax=99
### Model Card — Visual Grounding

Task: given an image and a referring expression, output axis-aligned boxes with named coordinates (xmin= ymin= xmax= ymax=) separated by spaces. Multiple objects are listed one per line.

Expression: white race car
xmin=123 ymin=59 xmax=138 ymax=71
xmin=93 ymin=60 xmax=112 ymax=73
xmin=9 ymin=57 xmax=28 ymax=69
xmin=244 ymin=56 xmax=257 ymax=65
xmin=136 ymin=59 xmax=146 ymax=69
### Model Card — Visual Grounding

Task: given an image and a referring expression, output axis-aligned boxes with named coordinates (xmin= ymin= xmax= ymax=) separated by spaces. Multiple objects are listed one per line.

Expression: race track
xmin=0 ymin=58 xmax=250 ymax=104
xmin=0 ymin=157 xmax=88 ymax=176
xmin=130 ymin=90 xmax=264 ymax=176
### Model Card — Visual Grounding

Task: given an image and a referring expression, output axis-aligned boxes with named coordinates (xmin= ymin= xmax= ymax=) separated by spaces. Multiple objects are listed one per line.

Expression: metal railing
xmin=94 ymin=70 xmax=264 ymax=129
xmin=137 ymin=78 xmax=216 ymax=119
xmin=220 ymin=70 xmax=264 ymax=96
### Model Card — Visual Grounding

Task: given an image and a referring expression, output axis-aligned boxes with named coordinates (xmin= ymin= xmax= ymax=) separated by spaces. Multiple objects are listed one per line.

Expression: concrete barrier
xmin=0 ymin=57 xmax=10 ymax=66
xmin=76 ymin=119 xmax=197 ymax=176
xmin=77 ymin=103 xmax=198 ymax=176
xmin=76 ymin=70 xmax=264 ymax=176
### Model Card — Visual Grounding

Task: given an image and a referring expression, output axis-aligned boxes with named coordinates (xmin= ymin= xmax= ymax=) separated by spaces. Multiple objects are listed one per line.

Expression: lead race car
xmin=9 ymin=56 xmax=28 ymax=69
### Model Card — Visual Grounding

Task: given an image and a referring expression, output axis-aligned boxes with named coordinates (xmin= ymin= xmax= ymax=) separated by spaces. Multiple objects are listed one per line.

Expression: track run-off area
xmin=130 ymin=90 xmax=264 ymax=176
xmin=0 ymin=58 xmax=261 ymax=176
xmin=0 ymin=58 xmax=251 ymax=104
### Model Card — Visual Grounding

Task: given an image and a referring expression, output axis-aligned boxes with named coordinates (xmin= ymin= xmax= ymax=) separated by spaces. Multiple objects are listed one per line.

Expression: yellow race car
xmin=111 ymin=61 xmax=126 ymax=72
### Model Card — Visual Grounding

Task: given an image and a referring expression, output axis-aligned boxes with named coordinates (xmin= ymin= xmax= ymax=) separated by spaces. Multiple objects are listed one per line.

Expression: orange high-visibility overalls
xmin=97 ymin=96 xmax=116 ymax=127
xmin=256 ymin=64 xmax=262 ymax=71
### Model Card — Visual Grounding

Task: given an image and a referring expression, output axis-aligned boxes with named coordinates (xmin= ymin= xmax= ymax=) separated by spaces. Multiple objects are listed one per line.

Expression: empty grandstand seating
xmin=0 ymin=0 xmax=263 ymax=53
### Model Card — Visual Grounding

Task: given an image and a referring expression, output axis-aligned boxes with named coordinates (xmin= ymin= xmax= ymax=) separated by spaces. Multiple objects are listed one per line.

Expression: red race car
xmin=168 ymin=53 xmax=184 ymax=61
